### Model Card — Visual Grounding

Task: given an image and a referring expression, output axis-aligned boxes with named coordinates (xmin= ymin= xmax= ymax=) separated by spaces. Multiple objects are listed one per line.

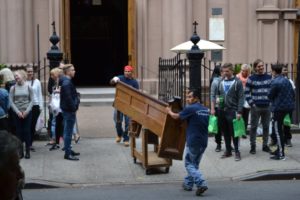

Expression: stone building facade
xmin=0 ymin=0 xmax=299 ymax=94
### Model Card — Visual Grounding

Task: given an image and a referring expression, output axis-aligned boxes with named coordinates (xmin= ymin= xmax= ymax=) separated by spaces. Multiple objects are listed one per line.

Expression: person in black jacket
xmin=268 ymin=64 xmax=295 ymax=160
xmin=60 ymin=64 xmax=80 ymax=161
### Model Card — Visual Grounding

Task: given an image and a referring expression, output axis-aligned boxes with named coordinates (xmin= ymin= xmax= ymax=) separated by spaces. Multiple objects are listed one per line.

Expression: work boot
xmin=124 ymin=141 xmax=129 ymax=147
xmin=215 ymin=144 xmax=221 ymax=152
xmin=115 ymin=136 xmax=121 ymax=143
xmin=249 ymin=145 xmax=256 ymax=154
xmin=25 ymin=148 xmax=30 ymax=159
xmin=235 ymin=152 xmax=241 ymax=161
xmin=195 ymin=186 xmax=208 ymax=196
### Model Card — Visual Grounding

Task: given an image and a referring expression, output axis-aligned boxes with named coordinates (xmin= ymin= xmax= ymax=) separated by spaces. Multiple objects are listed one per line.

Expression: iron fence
xmin=158 ymin=54 xmax=299 ymax=123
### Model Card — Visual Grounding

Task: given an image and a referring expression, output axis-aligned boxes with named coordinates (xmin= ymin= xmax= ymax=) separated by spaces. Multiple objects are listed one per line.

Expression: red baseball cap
xmin=124 ymin=65 xmax=133 ymax=72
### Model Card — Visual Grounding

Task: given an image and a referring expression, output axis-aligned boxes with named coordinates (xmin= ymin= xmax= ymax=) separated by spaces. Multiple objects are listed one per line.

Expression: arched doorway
xmin=61 ymin=0 xmax=136 ymax=86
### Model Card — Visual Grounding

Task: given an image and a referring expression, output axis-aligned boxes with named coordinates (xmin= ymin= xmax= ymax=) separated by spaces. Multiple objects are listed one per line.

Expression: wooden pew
xmin=113 ymin=81 xmax=186 ymax=174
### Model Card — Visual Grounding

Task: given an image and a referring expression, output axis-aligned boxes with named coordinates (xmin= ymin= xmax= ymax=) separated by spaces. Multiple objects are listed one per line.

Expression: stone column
xmin=24 ymin=0 xmax=34 ymax=63
xmin=256 ymin=3 xmax=280 ymax=63
xmin=282 ymin=9 xmax=297 ymax=64
xmin=0 ymin=0 xmax=7 ymax=62
xmin=7 ymin=0 xmax=25 ymax=63
xmin=171 ymin=0 xmax=187 ymax=48
xmin=162 ymin=0 xmax=172 ymax=58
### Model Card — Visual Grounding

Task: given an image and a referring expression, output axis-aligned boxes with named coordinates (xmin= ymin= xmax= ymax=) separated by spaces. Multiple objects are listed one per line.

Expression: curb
xmin=236 ymin=169 xmax=300 ymax=181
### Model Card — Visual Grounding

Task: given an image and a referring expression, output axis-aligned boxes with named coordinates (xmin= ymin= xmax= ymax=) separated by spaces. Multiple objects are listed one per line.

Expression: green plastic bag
xmin=283 ymin=114 xmax=291 ymax=127
xmin=208 ymin=115 xmax=218 ymax=134
xmin=233 ymin=118 xmax=246 ymax=138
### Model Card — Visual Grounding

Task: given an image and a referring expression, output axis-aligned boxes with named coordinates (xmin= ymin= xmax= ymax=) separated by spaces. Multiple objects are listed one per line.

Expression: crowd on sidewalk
xmin=0 ymin=63 xmax=81 ymax=161
xmin=210 ymin=59 xmax=295 ymax=162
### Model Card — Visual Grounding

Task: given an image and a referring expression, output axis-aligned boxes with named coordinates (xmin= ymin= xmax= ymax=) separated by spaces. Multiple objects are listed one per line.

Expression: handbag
xmin=233 ymin=118 xmax=246 ymax=137
xmin=208 ymin=115 xmax=218 ymax=134
xmin=283 ymin=114 xmax=291 ymax=127
xmin=49 ymin=92 xmax=61 ymax=116
xmin=35 ymin=113 xmax=44 ymax=132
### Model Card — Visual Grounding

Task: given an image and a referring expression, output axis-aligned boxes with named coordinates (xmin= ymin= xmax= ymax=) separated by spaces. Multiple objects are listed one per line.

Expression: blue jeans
xmin=62 ymin=111 xmax=76 ymax=157
xmin=13 ymin=111 xmax=32 ymax=149
xmin=184 ymin=145 xmax=207 ymax=189
xmin=113 ymin=110 xmax=130 ymax=141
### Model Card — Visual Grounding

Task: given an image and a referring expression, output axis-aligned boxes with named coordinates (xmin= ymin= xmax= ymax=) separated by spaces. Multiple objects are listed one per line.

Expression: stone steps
xmin=77 ymin=87 xmax=115 ymax=106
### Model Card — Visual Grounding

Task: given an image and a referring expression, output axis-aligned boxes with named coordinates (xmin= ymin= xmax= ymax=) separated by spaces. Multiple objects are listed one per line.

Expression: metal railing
xmin=158 ymin=54 xmax=299 ymax=123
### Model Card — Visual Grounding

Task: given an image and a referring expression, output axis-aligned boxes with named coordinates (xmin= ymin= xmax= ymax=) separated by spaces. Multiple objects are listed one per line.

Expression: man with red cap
xmin=110 ymin=65 xmax=139 ymax=146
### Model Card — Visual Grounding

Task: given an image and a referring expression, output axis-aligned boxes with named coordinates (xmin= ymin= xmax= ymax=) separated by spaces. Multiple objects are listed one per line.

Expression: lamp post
xmin=187 ymin=21 xmax=205 ymax=101
xmin=46 ymin=21 xmax=63 ymax=70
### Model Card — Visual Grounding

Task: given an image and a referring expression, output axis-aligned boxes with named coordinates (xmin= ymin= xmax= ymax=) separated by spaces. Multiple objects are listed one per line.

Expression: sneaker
xmin=49 ymin=144 xmax=59 ymax=151
xmin=221 ymin=151 xmax=232 ymax=158
xmin=242 ymin=135 xmax=247 ymax=139
xmin=115 ymin=136 xmax=121 ymax=143
xmin=215 ymin=144 xmax=221 ymax=152
xmin=270 ymin=155 xmax=286 ymax=160
xmin=249 ymin=145 xmax=256 ymax=154
xmin=235 ymin=152 xmax=241 ymax=161
xmin=124 ymin=141 xmax=129 ymax=147
xmin=195 ymin=186 xmax=208 ymax=196
xmin=286 ymin=139 xmax=293 ymax=147
xmin=262 ymin=146 xmax=271 ymax=153
xmin=182 ymin=183 xmax=192 ymax=191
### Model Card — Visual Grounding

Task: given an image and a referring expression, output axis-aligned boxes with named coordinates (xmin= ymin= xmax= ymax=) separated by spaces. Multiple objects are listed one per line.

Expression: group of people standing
xmin=0 ymin=66 xmax=43 ymax=159
xmin=210 ymin=59 xmax=295 ymax=161
xmin=47 ymin=64 xmax=81 ymax=161
xmin=0 ymin=63 xmax=81 ymax=161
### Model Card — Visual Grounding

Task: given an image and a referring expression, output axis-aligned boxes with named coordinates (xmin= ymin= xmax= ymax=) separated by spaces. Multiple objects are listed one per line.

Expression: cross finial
xmin=193 ymin=21 xmax=198 ymax=34
xmin=51 ymin=21 xmax=56 ymax=33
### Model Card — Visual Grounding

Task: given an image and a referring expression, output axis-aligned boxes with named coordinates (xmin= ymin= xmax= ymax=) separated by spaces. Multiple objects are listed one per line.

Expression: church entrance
xmin=69 ymin=0 xmax=128 ymax=86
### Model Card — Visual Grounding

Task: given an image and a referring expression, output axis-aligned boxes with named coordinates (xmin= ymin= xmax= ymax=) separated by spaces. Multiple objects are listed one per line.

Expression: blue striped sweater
xmin=244 ymin=73 xmax=272 ymax=107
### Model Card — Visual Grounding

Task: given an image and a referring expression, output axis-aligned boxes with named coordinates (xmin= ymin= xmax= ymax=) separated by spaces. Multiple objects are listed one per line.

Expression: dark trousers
xmin=271 ymin=111 xmax=293 ymax=143
xmin=272 ymin=111 xmax=287 ymax=157
xmin=214 ymin=108 xmax=222 ymax=145
xmin=30 ymin=105 xmax=41 ymax=145
xmin=283 ymin=111 xmax=293 ymax=141
xmin=0 ymin=117 xmax=8 ymax=131
xmin=219 ymin=109 xmax=239 ymax=153
xmin=55 ymin=113 xmax=64 ymax=144
xmin=13 ymin=111 xmax=32 ymax=150
xmin=8 ymin=108 xmax=16 ymax=135
xmin=242 ymin=107 xmax=250 ymax=134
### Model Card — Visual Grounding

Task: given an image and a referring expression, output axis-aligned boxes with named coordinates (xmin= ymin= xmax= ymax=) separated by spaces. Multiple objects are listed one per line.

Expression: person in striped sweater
xmin=244 ymin=59 xmax=272 ymax=154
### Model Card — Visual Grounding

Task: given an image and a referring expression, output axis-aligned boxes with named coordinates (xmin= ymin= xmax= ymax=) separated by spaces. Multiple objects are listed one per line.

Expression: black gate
xmin=158 ymin=54 xmax=187 ymax=105
xmin=158 ymin=55 xmax=299 ymax=124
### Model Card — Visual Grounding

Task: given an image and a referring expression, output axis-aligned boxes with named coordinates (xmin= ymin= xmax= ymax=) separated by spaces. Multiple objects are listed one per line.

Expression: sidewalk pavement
xmin=21 ymin=105 xmax=300 ymax=188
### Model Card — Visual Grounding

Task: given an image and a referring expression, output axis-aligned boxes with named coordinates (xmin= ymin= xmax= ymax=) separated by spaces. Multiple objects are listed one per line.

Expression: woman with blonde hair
xmin=0 ymin=68 xmax=16 ymax=91
xmin=48 ymin=67 xmax=64 ymax=150
xmin=236 ymin=64 xmax=251 ymax=139
xmin=0 ymin=68 xmax=16 ymax=135
xmin=9 ymin=70 xmax=33 ymax=159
